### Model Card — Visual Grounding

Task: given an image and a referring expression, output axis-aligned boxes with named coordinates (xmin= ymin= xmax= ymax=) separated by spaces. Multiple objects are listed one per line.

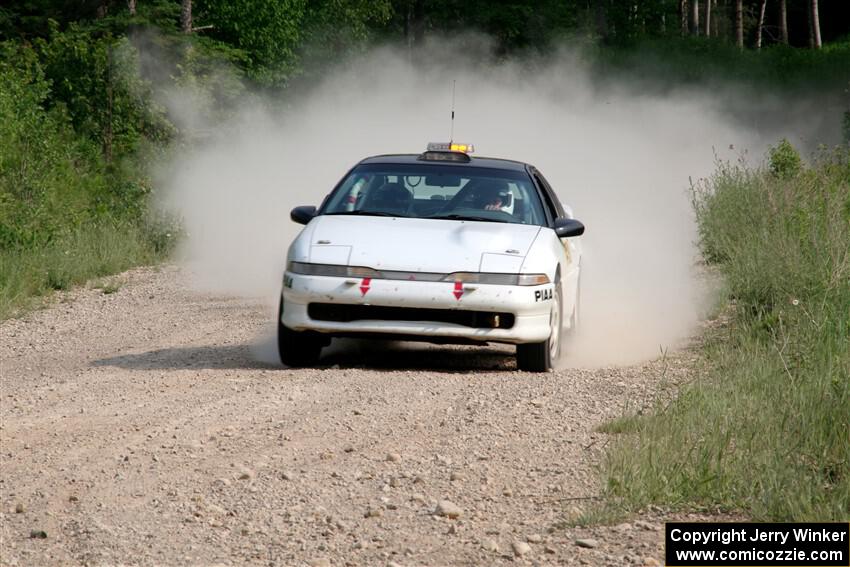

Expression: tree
xmin=302 ymin=0 xmax=392 ymax=60
xmin=181 ymin=0 xmax=192 ymax=34
xmin=403 ymin=0 xmax=425 ymax=49
xmin=779 ymin=0 xmax=788 ymax=43
xmin=680 ymin=0 xmax=688 ymax=36
xmin=712 ymin=0 xmax=719 ymax=37
xmin=704 ymin=0 xmax=711 ymax=37
xmin=809 ymin=0 xmax=822 ymax=49
xmin=198 ymin=0 xmax=304 ymax=84
xmin=756 ymin=0 xmax=767 ymax=49
xmin=128 ymin=0 xmax=136 ymax=16
xmin=690 ymin=0 xmax=699 ymax=35
xmin=735 ymin=0 xmax=743 ymax=48
xmin=595 ymin=0 xmax=610 ymax=40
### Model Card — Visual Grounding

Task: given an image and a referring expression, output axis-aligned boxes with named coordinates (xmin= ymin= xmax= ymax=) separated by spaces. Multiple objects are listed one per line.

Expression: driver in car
xmin=476 ymin=182 xmax=513 ymax=214
xmin=484 ymin=194 xmax=504 ymax=211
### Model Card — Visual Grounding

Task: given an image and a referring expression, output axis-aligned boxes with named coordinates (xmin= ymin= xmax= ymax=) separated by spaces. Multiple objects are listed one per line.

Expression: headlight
xmin=287 ymin=262 xmax=380 ymax=278
xmin=442 ymin=272 xmax=550 ymax=286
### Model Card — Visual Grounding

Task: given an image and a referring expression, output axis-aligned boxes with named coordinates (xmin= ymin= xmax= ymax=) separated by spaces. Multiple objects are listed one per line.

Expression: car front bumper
xmin=281 ymin=272 xmax=556 ymax=345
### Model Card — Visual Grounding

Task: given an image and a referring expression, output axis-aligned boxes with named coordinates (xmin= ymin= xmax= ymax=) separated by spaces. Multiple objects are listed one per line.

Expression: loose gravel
xmin=1 ymin=266 xmax=703 ymax=566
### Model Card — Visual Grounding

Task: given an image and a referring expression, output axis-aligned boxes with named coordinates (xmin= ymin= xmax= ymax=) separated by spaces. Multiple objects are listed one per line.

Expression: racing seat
xmin=512 ymin=196 xmax=528 ymax=223
xmin=365 ymin=182 xmax=412 ymax=216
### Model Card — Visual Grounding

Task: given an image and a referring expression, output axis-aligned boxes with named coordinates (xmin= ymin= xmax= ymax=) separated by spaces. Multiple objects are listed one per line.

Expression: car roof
xmin=358 ymin=153 xmax=532 ymax=172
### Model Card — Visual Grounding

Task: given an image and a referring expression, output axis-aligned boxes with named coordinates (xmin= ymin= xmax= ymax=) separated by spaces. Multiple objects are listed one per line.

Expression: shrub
xmin=0 ymin=37 xmax=175 ymax=317
xmin=768 ymin=139 xmax=802 ymax=179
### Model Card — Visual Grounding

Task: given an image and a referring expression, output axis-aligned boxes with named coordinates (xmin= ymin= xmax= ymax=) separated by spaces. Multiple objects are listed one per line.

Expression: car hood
xmin=305 ymin=215 xmax=541 ymax=273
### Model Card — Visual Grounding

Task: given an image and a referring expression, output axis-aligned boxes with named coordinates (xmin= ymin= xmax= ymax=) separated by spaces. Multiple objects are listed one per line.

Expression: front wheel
xmin=516 ymin=281 xmax=562 ymax=372
xmin=277 ymin=298 xmax=324 ymax=367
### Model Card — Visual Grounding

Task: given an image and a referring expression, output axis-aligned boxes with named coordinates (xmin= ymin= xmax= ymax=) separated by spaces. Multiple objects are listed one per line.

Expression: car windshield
xmin=321 ymin=162 xmax=547 ymax=226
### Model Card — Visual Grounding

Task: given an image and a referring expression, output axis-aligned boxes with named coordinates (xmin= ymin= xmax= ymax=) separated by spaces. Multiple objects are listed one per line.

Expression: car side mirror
xmin=554 ymin=217 xmax=585 ymax=237
xmin=291 ymin=206 xmax=317 ymax=225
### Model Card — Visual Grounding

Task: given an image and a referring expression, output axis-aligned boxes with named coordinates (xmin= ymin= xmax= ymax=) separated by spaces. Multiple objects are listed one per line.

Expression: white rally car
xmin=279 ymin=144 xmax=584 ymax=371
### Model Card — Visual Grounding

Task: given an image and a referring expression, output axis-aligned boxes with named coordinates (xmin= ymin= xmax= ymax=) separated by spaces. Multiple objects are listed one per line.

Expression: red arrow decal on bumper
xmin=453 ymin=281 xmax=464 ymax=300
xmin=359 ymin=277 xmax=371 ymax=296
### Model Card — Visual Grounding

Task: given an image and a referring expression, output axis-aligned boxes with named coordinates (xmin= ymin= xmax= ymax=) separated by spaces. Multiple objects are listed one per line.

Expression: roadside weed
xmin=602 ymin=146 xmax=850 ymax=521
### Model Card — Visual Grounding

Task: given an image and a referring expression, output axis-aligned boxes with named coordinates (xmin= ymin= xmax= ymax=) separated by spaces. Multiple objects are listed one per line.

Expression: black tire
xmin=516 ymin=280 xmax=563 ymax=372
xmin=277 ymin=298 xmax=323 ymax=367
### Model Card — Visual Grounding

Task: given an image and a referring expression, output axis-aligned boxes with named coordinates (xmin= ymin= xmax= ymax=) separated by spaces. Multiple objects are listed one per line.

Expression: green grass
xmin=0 ymin=221 xmax=169 ymax=319
xmin=601 ymin=144 xmax=850 ymax=521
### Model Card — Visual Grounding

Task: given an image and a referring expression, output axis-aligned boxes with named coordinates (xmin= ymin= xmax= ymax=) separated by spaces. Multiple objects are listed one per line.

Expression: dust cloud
xmin=157 ymin=41 xmax=795 ymax=367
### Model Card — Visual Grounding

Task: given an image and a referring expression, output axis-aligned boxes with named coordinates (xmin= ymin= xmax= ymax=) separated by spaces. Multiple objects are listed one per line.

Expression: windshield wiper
xmin=325 ymin=210 xmax=409 ymax=218
xmin=429 ymin=213 xmax=509 ymax=223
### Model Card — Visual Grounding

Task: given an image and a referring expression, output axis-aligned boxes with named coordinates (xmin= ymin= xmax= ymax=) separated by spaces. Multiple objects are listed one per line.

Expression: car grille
xmin=307 ymin=303 xmax=515 ymax=329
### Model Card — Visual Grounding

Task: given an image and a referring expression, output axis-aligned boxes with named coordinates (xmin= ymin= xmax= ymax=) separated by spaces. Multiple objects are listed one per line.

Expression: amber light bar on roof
xmin=426 ymin=142 xmax=475 ymax=153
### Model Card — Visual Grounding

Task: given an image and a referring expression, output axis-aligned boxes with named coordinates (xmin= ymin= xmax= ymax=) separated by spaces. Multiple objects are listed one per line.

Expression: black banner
xmin=665 ymin=522 xmax=850 ymax=566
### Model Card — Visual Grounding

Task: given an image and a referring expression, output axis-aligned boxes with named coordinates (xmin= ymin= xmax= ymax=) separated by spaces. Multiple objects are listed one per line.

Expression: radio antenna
xmin=449 ymin=80 xmax=456 ymax=144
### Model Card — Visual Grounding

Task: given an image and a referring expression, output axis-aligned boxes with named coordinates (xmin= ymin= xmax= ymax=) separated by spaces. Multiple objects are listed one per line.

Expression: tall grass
xmin=0 ymin=221 xmax=172 ymax=319
xmin=602 ymin=144 xmax=850 ymax=521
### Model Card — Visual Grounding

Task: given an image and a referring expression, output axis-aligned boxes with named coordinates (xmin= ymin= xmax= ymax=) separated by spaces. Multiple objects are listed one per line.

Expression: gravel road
xmin=1 ymin=266 xmax=696 ymax=566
